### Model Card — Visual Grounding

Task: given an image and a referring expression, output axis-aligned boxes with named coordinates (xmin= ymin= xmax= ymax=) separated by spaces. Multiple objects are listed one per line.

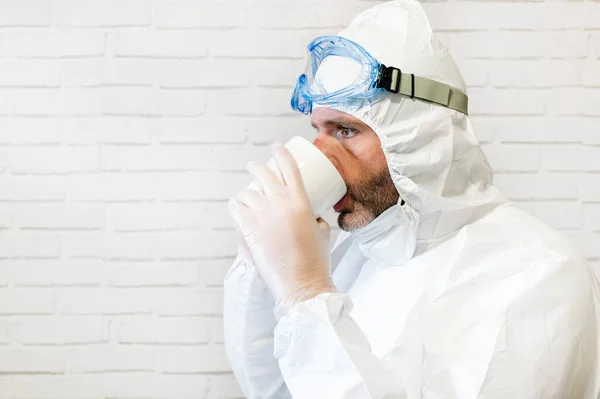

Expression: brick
xmin=69 ymin=173 xmax=156 ymax=201
xmin=153 ymin=231 xmax=237 ymax=259
xmin=0 ymin=175 xmax=66 ymax=201
xmin=584 ymin=3 xmax=600 ymax=30
xmin=100 ymin=87 xmax=156 ymax=116
xmin=545 ymin=32 xmax=588 ymax=59
xmin=205 ymin=88 xmax=295 ymax=116
xmin=104 ymin=58 xmax=155 ymax=86
xmin=4 ymin=146 xmax=99 ymax=174
xmin=425 ymin=3 xmax=585 ymax=31
xmin=0 ymin=349 xmax=65 ymax=373
xmin=0 ymin=231 xmax=61 ymax=258
xmin=495 ymin=117 xmax=582 ymax=144
xmin=0 ymin=207 xmax=11 ymax=229
xmin=114 ymin=317 xmax=209 ymax=344
xmin=591 ymin=33 xmax=600 ymax=59
xmin=100 ymin=144 xmax=216 ymax=171
xmin=212 ymin=144 xmax=272 ymax=172
xmin=541 ymin=145 xmax=600 ymax=172
xmin=0 ymin=118 xmax=63 ymax=145
xmin=61 ymin=59 xmax=103 ymax=87
xmin=67 ymin=345 xmax=155 ymax=373
xmin=547 ymin=89 xmax=600 ymax=116
xmin=109 ymin=30 xmax=208 ymax=57
xmin=467 ymin=117 xmax=495 ymax=144
xmin=514 ymin=200 xmax=582 ymax=230
xmin=0 ymin=61 xmax=61 ymax=87
xmin=62 ymin=117 xmax=152 ymax=145
xmin=246 ymin=59 xmax=306 ymax=88
xmin=212 ymin=30 xmax=315 ymax=59
xmin=107 ymin=203 xmax=230 ymax=231
xmin=57 ymin=288 xmax=153 ymax=315
xmin=5 ymin=32 xmax=105 ymax=58
xmin=101 ymin=88 xmax=206 ymax=117
xmin=0 ymin=86 xmax=7 ymax=115
xmin=155 ymin=59 xmax=249 ymax=89
xmin=153 ymin=118 xmax=248 ymax=145
xmin=62 ymin=59 xmax=155 ymax=87
xmin=494 ymin=173 xmax=578 ymax=201
xmin=9 ymin=259 xmax=104 ymax=287
xmin=582 ymin=119 xmax=600 ymax=145
xmin=158 ymin=172 xmax=250 ymax=201
xmin=454 ymin=59 xmax=488 ymax=87
xmin=159 ymin=347 xmax=230 ymax=373
xmin=54 ymin=0 xmax=151 ymax=27
xmin=468 ymin=89 xmax=545 ymax=116
xmin=482 ymin=144 xmax=540 ymax=172
xmin=251 ymin=3 xmax=367 ymax=29
xmin=580 ymin=176 xmax=600 ymax=202
xmin=12 ymin=204 xmax=104 ymax=229
xmin=0 ymin=289 xmax=54 ymax=315
xmin=208 ymin=374 xmax=244 ymax=399
xmin=108 ymin=262 xmax=198 ymax=287
xmin=246 ymin=117 xmax=312 ymax=145
xmin=60 ymin=232 xmax=105 ymax=258
xmin=202 ymin=258 xmax=233 ymax=288
xmin=0 ymin=0 xmax=52 ymax=27
xmin=103 ymin=374 xmax=208 ymax=398
xmin=153 ymin=1 xmax=249 ymax=28
xmin=489 ymin=60 xmax=581 ymax=88
xmin=583 ymin=204 xmax=600 ymax=233
xmin=583 ymin=61 xmax=600 ymax=88
xmin=0 ymin=375 xmax=102 ymax=398
xmin=154 ymin=289 xmax=223 ymax=316
xmin=12 ymin=318 xmax=109 ymax=344
xmin=106 ymin=232 xmax=154 ymax=260
xmin=206 ymin=317 xmax=225 ymax=345
xmin=450 ymin=32 xmax=545 ymax=59
xmin=583 ymin=232 xmax=600 ymax=261
xmin=0 ymin=323 xmax=8 ymax=344
xmin=6 ymin=88 xmax=102 ymax=116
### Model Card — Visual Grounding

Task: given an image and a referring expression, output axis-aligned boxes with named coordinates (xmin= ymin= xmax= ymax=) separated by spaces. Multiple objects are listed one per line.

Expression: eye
xmin=335 ymin=126 xmax=357 ymax=139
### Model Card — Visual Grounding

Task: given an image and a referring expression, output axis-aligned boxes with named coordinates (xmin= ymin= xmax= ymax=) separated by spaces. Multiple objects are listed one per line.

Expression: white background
xmin=0 ymin=0 xmax=599 ymax=398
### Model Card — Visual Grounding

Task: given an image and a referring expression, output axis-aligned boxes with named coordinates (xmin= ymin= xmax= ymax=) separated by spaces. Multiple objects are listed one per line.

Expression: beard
xmin=338 ymin=169 xmax=400 ymax=231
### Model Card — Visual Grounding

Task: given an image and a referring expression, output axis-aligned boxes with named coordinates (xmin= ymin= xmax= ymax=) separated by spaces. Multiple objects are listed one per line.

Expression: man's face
xmin=311 ymin=107 xmax=399 ymax=231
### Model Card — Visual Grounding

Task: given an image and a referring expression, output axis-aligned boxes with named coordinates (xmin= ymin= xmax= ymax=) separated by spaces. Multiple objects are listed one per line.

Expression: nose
xmin=313 ymin=132 xmax=333 ymax=158
xmin=313 ymin=132 xmax=343 ymax=175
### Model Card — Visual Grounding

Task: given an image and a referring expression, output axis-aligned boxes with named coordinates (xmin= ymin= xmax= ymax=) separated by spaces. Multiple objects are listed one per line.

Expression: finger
xmin=235 ymin=187 xmax=265 ymax=209
xmin=228 ymin=197 xmax=255 ymax=235
xmin=271 ymin=142 xmax=309 ymax=201
xmin=316 ymin=217 xmax=331 ymax=237
xmin=246 ymin=161 xmax=283 ymax=195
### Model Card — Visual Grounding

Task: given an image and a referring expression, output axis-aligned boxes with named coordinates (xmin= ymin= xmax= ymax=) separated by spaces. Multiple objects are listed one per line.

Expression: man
xmin=224 ymin=1 xmax=600 ymax=398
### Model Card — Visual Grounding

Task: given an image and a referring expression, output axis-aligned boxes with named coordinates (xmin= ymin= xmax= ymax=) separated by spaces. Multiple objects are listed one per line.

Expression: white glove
xmin=229 ymin=142 xmax=335 ymax=316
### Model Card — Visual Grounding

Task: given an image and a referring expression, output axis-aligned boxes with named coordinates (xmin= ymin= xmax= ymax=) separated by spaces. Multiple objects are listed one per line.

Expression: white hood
xmin=315 ymin=0 xmax=505 ymax=263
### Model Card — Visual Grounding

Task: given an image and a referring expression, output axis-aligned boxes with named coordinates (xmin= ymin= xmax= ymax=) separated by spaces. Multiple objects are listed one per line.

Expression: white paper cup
xmin=249 ymin=136 xmax=347 ymax=218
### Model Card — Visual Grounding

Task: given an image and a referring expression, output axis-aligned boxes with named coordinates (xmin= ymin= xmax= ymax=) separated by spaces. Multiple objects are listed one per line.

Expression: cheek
xmin=346 ymin=139 xmax=389 ymax=183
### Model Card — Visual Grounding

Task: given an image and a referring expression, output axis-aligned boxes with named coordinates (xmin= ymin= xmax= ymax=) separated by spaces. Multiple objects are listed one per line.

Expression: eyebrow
xmin=311 ymin=118 xmax=363 ymax=130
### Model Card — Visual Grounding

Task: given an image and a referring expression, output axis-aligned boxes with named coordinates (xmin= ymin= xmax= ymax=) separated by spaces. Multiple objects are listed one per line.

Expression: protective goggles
xmin=291 ymin=36 xmax=469 ymax=116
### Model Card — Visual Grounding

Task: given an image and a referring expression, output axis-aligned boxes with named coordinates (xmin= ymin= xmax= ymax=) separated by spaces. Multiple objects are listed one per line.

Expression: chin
xmin=337 ymin=210 xmax=374 ymax=232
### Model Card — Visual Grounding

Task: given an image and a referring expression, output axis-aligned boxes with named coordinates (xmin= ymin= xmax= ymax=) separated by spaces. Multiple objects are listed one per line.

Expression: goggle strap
xmin=378 ymin=65 xmax=469 ymax=115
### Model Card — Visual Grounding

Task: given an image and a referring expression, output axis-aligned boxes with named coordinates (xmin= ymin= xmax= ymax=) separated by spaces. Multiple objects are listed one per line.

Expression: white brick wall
xmin=0 ymin=0 xmax=598 ymax=397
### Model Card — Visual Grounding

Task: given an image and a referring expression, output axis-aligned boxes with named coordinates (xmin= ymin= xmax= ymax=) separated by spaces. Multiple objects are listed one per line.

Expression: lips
xmin=333 ymin=194 xmax=347 ymax=212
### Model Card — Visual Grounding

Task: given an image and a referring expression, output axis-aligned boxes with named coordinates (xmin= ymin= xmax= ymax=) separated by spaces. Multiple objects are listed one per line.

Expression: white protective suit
xmin=223 ymin=1 xmax=600 ymax=398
